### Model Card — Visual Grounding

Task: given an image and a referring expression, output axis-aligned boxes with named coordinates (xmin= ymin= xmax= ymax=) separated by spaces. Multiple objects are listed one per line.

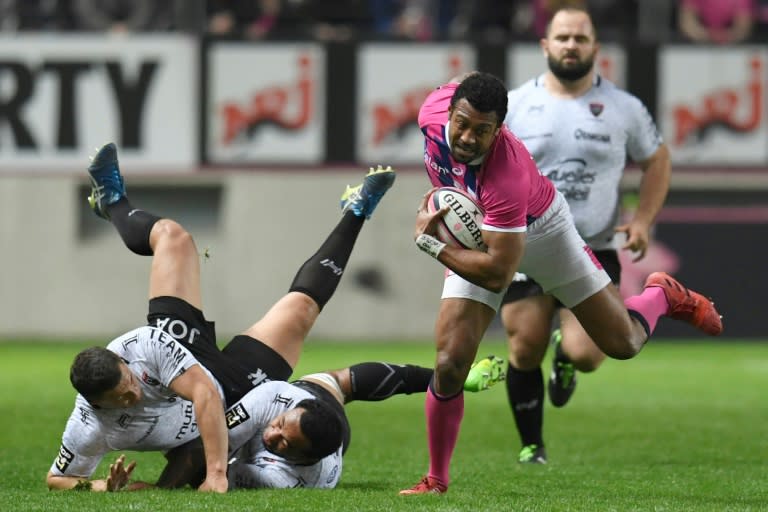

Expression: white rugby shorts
xmin=441 ymin=192 xmax=611 ymax=311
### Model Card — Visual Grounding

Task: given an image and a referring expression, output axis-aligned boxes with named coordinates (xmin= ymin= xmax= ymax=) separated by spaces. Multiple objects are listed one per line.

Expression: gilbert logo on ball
xmin=426 ymin=187 xmax=486 ymax=251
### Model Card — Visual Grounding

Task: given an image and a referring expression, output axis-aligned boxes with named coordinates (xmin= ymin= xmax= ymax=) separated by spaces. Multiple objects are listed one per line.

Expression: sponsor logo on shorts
xmin=246 ymin=368 xmax=269 ymax=387
xmin=55 ymin=445 xmax=74 ymax=472
xmin=326 ymin=464 xmax=339 ymax=484
xmin=226 ymin=404 xmax=250 ymax=429
xmin=153 ymin=317 xmax=202 ymax=347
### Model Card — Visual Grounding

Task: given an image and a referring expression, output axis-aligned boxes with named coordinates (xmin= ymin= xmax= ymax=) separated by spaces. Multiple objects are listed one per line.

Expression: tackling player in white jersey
xmin=120 ymin=358 xmax=504 ymax=490
xmin=499 ymin=6 xmax=672 ymax=464
xmin=47 ymin=142 xmax=396 ymax=492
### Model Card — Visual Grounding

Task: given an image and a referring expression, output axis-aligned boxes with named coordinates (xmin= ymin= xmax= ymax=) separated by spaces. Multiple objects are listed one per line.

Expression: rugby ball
xmin=426 ymin=187 xmax=486 ymax=251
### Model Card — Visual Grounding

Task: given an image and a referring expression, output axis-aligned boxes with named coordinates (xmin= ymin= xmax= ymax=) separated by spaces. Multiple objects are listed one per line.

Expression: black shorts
xmin=147 ymin=296 xmax=292 ymax=405
xmin=291 ymin=380 xmax=351 ymax=456
xmin=501 ymin=249 xmax=621 ymax=307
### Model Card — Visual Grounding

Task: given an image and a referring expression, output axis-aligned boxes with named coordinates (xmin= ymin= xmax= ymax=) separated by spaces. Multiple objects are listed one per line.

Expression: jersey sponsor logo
xmin=424 ymin=151 xmax=464 ymax=177
xmin=272 ymin=394 xmax=295 ymax=407
xmin=77 ymin=406 xmax=91 ymax=425
xmin=175 ymin=402 xmax=196 ymax=439
xmin=142 ymin=371 xmax=160 ymax=386
xmin=117 ymin=413 xmax=131 ymax=429
xmin=589 ymin=102 xmax=604 ymax=117
xmin=221 ymin=54 xmax=314 ymax=146
xmin=225 ymin=403 xmax=250 ymax=429
xmin=136 ymin=416 xmax=160 ymax=443
xmin=55 ymin=444 xmax=75 ymax=472
xmin=574 ymin=128 xmax=610 ymax=143
xmin=671 ymin=56 xmax=762 ymax=147
xmin=545 ymin=158 xmax=595 ymax=202
xmin=121 ymin=334 xmax=139 ymax=349
xmin=526 ymin=104 xmax=545 ymax=115
xmin=145 ymin=327 xmax=190 ymax=368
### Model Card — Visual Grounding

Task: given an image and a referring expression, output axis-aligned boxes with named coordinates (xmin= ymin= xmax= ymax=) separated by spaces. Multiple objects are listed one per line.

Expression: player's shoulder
xmin=507 ymin=76 xmax=541 ymax=102
xmin=251 ymin=380 xmax=300 ymax=400
xmin=105 ymin=325 xmax=164 ymax=354
xmin=593 ymin=76 xmax=646 ymax=108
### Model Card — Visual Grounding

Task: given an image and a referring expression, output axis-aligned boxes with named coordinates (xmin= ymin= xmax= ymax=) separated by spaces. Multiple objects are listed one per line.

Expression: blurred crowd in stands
xmin=1 ymin=0 xmax=768 ymax=44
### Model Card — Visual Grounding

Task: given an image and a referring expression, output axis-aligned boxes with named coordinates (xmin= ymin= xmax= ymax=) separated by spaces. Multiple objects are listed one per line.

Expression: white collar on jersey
xmin=535 ymin=72 xmax=602 ymax=88
xmin=444 ymin=121 xmax=487 ymax=165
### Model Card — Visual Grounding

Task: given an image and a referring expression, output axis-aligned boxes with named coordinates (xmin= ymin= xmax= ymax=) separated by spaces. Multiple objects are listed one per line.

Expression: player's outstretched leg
xmin=86 ymin=142 xmax=162 ymax=256
xmin=548 ymin=329 xmax=577 ymax=407
xmin=340 ymin=165 xmax=396 ymax=219
xmin=644 ymin=272 xmax=723 ymax=335
xmin=463 ymin=355 xmax=506 ymax=392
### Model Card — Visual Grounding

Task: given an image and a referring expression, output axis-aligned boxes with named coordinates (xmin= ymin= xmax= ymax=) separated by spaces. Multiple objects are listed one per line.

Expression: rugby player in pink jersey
xmin=401 ymin=71 xmax=723 ymax=495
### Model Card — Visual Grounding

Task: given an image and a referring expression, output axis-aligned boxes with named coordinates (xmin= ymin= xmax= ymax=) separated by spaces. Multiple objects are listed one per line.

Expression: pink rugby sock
xmin=425 ymin=386 xmax=464 ymax=486
xmin=624 ymin=286 xmax=669 ymax=334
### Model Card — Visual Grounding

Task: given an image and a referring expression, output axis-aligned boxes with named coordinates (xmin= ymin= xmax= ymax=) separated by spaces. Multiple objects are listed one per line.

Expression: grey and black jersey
xmin=505 ymin=74 xmax=662 ymax=250
xmin=226 ymin=380 xmax=343 ymax=489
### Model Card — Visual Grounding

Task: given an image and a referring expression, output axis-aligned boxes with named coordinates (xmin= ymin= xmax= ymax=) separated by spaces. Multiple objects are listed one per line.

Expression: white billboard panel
xmin=659 ymin=46 xmax=767 ymax=165
xmin=0 ymin=35 xmax=197 ymax=171
xmin=357 ymin=44 xmax=475 ymax=164
xmin=207 ymin=43 xmax=326 ymax=164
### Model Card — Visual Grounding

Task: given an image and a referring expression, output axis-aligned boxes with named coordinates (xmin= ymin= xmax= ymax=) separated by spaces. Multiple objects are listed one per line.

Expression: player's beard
xmin=547 ymin=52 xmax=595 ymax=82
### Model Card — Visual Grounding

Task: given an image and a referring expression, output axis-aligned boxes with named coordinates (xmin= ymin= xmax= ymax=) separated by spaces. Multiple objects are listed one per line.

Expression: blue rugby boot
xmin=87 ymin=142 xmax=126 ymax=220
xmin=340 ymin=165 xmax=396 ymax=219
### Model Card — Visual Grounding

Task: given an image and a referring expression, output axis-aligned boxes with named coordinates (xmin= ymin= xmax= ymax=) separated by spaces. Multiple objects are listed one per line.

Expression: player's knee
xmin=434 ymin=352 xmax=471 ymax=391
xmin=600 ymin=339 xmax=641 ymax=360
xmin=155 ymin=220 xmax=196 ymax=253
xmin=507 ymin=335 xmax=547 ymax=369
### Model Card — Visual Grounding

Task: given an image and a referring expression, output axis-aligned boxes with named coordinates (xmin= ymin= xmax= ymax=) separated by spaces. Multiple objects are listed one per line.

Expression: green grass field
xmin=1 ymin=339 xmax=765 ymax=511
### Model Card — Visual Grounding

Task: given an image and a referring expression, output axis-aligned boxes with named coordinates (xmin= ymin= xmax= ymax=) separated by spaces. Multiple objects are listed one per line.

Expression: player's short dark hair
xmin=450 ymin=72 xmax=508 ymax=126
xmin=545 ymin=6 xmax=598 ymax=40
xmin=297 ymin=399 xmax=344 ymax=461
xmin=70 ymin=347 xmax=123 ymax=402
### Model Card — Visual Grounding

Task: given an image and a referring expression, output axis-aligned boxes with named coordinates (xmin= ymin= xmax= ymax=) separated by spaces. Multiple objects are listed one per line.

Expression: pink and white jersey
xmin=418 ymin=82 xmax=555 ymax=232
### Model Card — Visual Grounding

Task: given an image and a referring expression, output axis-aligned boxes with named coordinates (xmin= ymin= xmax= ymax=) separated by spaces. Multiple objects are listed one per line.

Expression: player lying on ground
xmin=48 ymin=142 xmax=395 ymax=492
xmin=102 ymin=357 xmax=505 ymax=490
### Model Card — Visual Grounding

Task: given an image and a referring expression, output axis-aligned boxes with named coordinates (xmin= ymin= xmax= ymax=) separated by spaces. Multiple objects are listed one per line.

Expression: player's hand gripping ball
xmin=426 ymin=187 xmax=486 ymax=251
